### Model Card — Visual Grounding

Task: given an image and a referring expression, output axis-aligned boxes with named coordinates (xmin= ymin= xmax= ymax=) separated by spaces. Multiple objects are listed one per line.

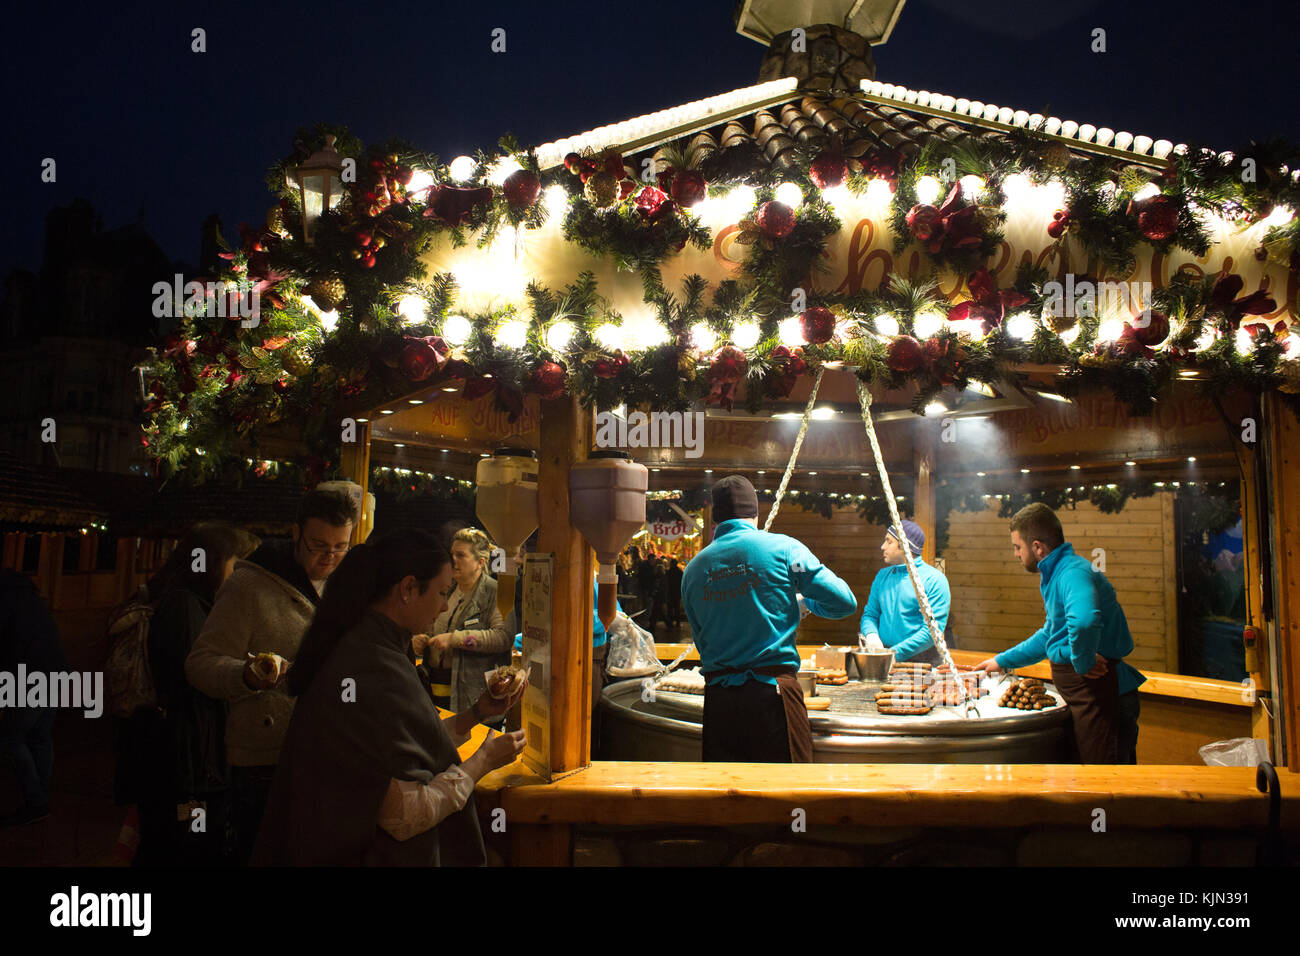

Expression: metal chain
xmin=763 ymin=367 xmax=826 ymax=532
xmin=854 ymin=378 xmax=970 ymax=711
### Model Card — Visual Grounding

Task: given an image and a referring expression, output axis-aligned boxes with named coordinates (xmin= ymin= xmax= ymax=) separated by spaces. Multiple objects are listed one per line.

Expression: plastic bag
xmin=1198 ymin=737 xmax=1270 ymax=767
xmin=605 ymin=610 xmax=661 ymax=678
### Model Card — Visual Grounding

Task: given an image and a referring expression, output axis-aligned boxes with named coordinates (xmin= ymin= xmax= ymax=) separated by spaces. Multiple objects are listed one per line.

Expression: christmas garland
xmin=138 ymin=124 xmax=1300 ymax=482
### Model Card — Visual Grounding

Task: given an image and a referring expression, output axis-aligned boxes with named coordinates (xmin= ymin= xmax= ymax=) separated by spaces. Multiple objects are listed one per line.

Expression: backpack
xmin=105 ymin=587 xmax=161 ymax=718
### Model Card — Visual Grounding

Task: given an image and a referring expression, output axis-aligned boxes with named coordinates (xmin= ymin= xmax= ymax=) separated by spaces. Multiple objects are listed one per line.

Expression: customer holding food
xmin=682 ymin=476 xmax=857 ymax=763
xmin=974 ymin=503 xmax=1145 ymax=764
xmin=413 ymin=528 xmax=509 ymax=725
xmin=256 ymin=529 xmax=525 ymax=866
xmin=859 ymin=520 xmax=950 ymax=665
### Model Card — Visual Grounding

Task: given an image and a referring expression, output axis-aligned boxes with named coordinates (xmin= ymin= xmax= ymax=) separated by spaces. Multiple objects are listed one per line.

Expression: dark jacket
xmin=254 ymin=609 xmax=485 ymax=866
xmin=0 ymin=570 xmax=66 ymax=675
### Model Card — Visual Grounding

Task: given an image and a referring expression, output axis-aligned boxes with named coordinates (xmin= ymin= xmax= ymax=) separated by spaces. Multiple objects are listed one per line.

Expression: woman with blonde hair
xmin=415 ymin=528 xmax=510 ymax=724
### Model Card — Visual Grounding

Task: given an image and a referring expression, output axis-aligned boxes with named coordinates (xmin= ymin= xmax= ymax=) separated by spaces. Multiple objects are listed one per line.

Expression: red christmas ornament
xmin=708 ymin=346 xmax=748 ymax=383
xmin=602 ymin=152 xmax=626 ymax=178
xmin=887 ymin=335 xmax=925 ymax=373
xmin=670 ymin=170 xmax=707 ymax=208
xmin=756 ymin=201 xmax=796 ymax=239
xmin=634 ymin=186 xmax=670 ymax=219
xmin=564 ymin=152 xmax=582 ymax=174
xmin=423 ymin=185 xmax=494 ymax=227
xmin=799 ymin=306 xmax=836 ymax=345
xmin=906 ymin=204 xmax=942 ymax=241
xmin=618 ymin=179 xmax=636 ymax=201
xmin=1131 ymin=310 xmax=1170 ymax=346
xmin=592 ymin=352 xmax=629 ymax=379
xmin=400 ymin=336 xmax=442 ymax=382
xmin=1046 ymin=210 xmax=1071 ymax=239
xmin=809 ymin=151 xmax=848 ymax=189
xmin=530 ymin=361 xmax=567 ymax=399
xmin=502 ymin=169 xmax=541 ymax=208
xmin=1136 ymin=195 xmax=1179 ymax=241
xmin=579 ymin=159 xmax=599 ymax=183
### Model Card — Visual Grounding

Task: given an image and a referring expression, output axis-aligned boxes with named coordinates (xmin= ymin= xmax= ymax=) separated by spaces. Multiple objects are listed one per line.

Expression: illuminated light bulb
xmin=915 ymin=175 xmax=942 ymax=204
xmin=487 ymin=155 xmax=523 ymax=185
xmin=1134 ymin=135 xmax=1154 ymax=155
xmin=442 ymin=314 xmax=472 ymax=345
xmin=924 ymin=402 xmax=947 ymax=416
xmin=865 ymin=177 xmax=894 ymax=205
xmin=810 ymin=408 xmax=836 ymax=420
xmin=1284 ymin=332 xmax=1300 ymax=357
xmin=913 ymin=311 xmax=946 ymax=338
xmin=496 ymin=320 xmax=529 ymax=350
xmin=406 ymin=169 xmax=435 ymax=195
xmin=1001 ymin=173 xmax=1031 ymax=201
xmin=775 ymin=182 xmax=803 ymax=208
xmin=949 ymin=319 xmax=984 ymax=338
xmin=1078 ymin=124 xmax=1097 ymax=143
xmin=728 ymin=185 xmax=757 ymax=214
xmin=778 ymin=317 xmax=804 ymax=346
xmin=690 ymin=322 xmax=717 ymax=353
xmin=874 ymin=313 xmax=900 ymax=337
xmin=545 ymin=320 xmax=574 ymax=352
xmin=733 ymin=321 xmax=761 ymax=349
xmin=1194 ymin=326 xmax=1218 ymax=351
xmin=1005 ymin=312 xmax=1037 ymax=340
xmin=629 ymin=316 xmax=669 ymax=350
xmin=317 ymin=309 xmax=338 ymax=334
xmin=1097 ymin=318 xmax=1125 ymax=342
xmin=959 ymin=174 xmax=986 ymax=199
xmin=1263 ymin=205 xmax=1295 ymax=227
xmin=397 ymin=294 xmax=428 ymax=325
xmin=448 ymin=155 xmax=477 ymax=182
xmin=1133 ymin=182 xmax=1161 ymax=202
xmin=1040 ymin=179 xmax=1067 ymax=210
xmin=1099 ymin=180 xmax=1118 ymax=200
xmin=1236 ymin=327 xmax=1255 ymax=354
xmin=821 ymin=184 xmax=850 ymax=210
xmin=1153 ymin=140 xmax=1173 ymax=159
xmin=1058 ymin=324 xmax=1082 ymax=345
xmin=544 ymin=184 xmax=568 ymax=218
xmin=594 ymin=322 xmax=622 ymax=349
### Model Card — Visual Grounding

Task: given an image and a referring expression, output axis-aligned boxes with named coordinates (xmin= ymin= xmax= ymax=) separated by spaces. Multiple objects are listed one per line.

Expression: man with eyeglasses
xmin=186 ymin=489 xmax=358 ymax=864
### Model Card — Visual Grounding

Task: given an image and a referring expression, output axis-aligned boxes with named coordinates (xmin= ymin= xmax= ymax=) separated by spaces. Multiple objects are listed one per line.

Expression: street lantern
xmin=289 ymin=134 xmax=344 ymax=244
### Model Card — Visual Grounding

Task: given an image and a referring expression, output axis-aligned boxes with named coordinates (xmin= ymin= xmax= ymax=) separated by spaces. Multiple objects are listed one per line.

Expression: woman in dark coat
xmin=255 ymin=529 xmax=526 ymax=866
xmin=114 ymin=521 xmax=259 ymax=866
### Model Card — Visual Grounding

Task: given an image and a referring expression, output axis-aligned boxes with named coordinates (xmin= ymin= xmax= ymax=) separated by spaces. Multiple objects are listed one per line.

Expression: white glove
xmin=860 ymin=632 xmax=885 ymax=651
xmin=796 ymin=593 xmax=810 ymax=620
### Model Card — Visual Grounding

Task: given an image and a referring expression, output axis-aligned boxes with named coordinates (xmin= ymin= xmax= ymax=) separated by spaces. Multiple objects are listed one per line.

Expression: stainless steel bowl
xmin=796 ymin=670 xmax=817 ymax=697
xmin=852 ymin=650 xmax=894 ymax=681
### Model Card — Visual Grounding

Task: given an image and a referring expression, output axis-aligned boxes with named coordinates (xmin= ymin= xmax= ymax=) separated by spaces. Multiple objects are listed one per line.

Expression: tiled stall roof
xmin=0 ymin=452 xmax=107 ymax=531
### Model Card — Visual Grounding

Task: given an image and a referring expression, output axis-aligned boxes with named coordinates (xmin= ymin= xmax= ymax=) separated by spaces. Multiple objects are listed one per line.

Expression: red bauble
xmin=579 ymin=159 xmax=599 ymax=183
xmin=1137 ymin=195 xmax=1179 ymax=241
xmin=887 ymin=335 xmax=925 ymax=372
xmin=756 ymin=201 xmax=796 ymax=239
xmin=602 ymin=152 xmax=626 ymax=178
xmin=423 ymin=185 xmax=494 ymax=226
xmin=809 ymin=151 xmax=848 ymax=189
xmin=709 ymin=346 xmax=748 ymax=384
xmin=670 ymin=170 xmax=707 ymax=208
xmin=531 ymin=361 xmax=567 ymax=399
xmin=502 ymin=169 xmax=541 ymax=207
xmin=564 ymin=152 xmax=582 ymax=174
xmin=592 ymin=352 xmax=629 ymax=379
xmin=799 ymin=306 xmax=836 ymax=345
xmin=634 ymin=186 xmax=670 ymax=218
xmin=906 ymin=204 xmax=942 ymax=242
xmin=400 ymin=337 xmax=440 ymax=381
xmin=1131 ymin=310 xmax=1170 ymax=346
xmin=618 ymin=179 xmax=636 ymax=201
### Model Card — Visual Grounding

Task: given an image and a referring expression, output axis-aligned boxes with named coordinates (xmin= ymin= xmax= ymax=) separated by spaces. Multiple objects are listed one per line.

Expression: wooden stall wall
xmin=765 ymin=505 xmax=885 ymax=644
xmin=943 ymin=495 xmax=1178 ymax=673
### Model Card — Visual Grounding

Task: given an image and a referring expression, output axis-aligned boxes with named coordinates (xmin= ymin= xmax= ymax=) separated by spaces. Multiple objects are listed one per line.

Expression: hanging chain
xmin=763 ymin=367 xmax=826 ymax=532
xmin=854 ymin=378 xmax=971 ymax=712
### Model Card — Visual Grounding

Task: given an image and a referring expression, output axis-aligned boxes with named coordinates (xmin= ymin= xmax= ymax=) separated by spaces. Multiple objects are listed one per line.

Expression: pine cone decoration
xmin=306 ymin=276 xmax=345 ymax=313
xmin=1041 ymin=142 xmax=1071 ymax=171
xmin=266 ymin=205 xmax=286 ymax=236
xmin=281 ymin=346 xmax=312 ymax=377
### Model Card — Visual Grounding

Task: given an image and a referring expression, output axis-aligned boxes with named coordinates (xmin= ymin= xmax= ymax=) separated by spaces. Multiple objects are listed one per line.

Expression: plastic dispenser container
xmin=568 ymin=450 xmax=648 ymax=628
xmin=475 ymin=447 xmax=539 ymax=621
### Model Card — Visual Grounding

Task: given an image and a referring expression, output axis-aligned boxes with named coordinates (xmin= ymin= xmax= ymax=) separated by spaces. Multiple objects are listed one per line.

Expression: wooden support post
xmin=37 ymin=534 xmax=60 ymax=605
xmin=116 ymin=537 xmax=136 ymax=601
xmin=339 ymin=419 xmax=371 ymax=544
xmin=2 ymin=532 xmax=21 ymax=570
xmin=79 ymin=531 xmax=97 ymax=571
xmin=1264 ymin=393 xmax=1300 ymax=768
xmin=914 ymin=420 xmax=938 ymax=564
xmin=536 ymin=395 xmax=594 ymax=773
xmin=509 ymin=823 xmax=572 ymax=866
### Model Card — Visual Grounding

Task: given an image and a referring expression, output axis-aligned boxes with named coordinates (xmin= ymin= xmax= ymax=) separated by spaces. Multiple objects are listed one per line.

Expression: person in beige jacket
xmin=414 ymin=528 xmax=509 ymax=723
xmin=184 ymin=489 xmax=356 ymax=864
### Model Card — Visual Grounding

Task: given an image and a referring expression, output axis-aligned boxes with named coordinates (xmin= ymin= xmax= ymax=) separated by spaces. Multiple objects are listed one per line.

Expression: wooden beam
xmin=1264 ymin=393 xmax=1300 ymax=767
xmin=537 ymin=395 xmax=593 ymax=773
xmin=1160 ymin=492 xmax=1178 ymax=674
xmin=338 ymin=419 xmax=371 ymax=544
xmin=914 ymin=420 xmax=937 ymax=564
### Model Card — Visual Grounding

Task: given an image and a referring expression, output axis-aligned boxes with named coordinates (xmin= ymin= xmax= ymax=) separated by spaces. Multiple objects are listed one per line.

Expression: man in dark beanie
xmin=682 ymin=476 xmax=856 ymax=762
xmin=859 ymin=519 xmax=950 ymax=665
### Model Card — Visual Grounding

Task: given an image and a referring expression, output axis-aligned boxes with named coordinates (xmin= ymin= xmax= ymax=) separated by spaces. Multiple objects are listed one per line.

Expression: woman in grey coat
xmin=415 ymin=529 xmax=510 ymax=723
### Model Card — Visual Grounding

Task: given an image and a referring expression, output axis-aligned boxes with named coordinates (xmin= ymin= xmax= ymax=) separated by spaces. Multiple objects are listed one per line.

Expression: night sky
xmin=2 ymin=0 xmax=1296 ymax=276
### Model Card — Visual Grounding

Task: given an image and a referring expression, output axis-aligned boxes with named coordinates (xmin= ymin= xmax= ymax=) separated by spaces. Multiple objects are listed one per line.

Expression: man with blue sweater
xmin=683 ymin=476 xmax=857 ymax=762
xmin=976 ymin=503 xmax=1144 ymax=764
xmin=859 ymin=520 xmax=950 ymax=665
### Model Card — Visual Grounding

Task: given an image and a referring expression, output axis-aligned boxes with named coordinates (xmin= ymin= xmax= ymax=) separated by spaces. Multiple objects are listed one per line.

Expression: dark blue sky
xmin=2 ymin=0 xmax=1296 ymax=275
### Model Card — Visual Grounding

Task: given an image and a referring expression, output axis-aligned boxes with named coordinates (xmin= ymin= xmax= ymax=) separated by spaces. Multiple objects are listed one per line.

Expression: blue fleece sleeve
xmin=790 ymin=542 xmax=857 ymax=620
xmin=859 ymin=574 xmax=883 ymax=636
xmin=996 ymin=627 xmax=1048 ymax=669
xmin=1062 ymin=566 xmax=1103 ymax=674
xmin=891 ymin=569 xmax=951 ymax=660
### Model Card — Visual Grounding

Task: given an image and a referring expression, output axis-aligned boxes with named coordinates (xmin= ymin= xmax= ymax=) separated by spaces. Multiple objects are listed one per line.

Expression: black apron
xmin=701 ymin=664 xmax=814 ymax=763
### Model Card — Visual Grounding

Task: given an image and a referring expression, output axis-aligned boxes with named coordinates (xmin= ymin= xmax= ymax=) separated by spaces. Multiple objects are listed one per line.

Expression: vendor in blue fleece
xmin=859 ymin=520 xmax=950 ymax=665
xmin=975 ymin=503 xmax=1145 ymax=764
xmin=682 ymin=476 xmax=857 ymax=763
